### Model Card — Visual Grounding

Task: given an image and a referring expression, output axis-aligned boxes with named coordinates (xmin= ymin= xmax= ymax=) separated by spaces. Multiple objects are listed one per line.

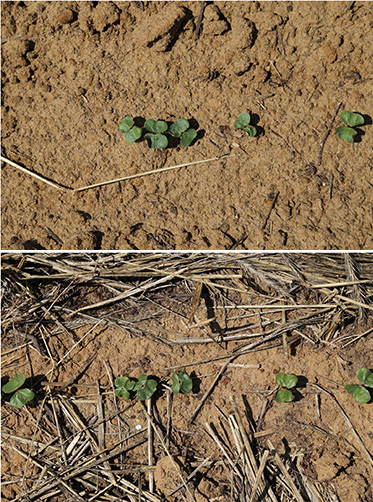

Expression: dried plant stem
xmin=1 ymin=155 xmax=71 ymax=191
xmin=147 ymin=399 xmax=154 ymax=493
xmin=141 ymin=402 xmax=196 ymax=501
xmin=267 ymin=439 xmax=304 ymax=502
xmin=74 ymin=153 xmax=235 ymax=192
xmin=169 ymin=456 xmax=212 ymax=496
xmin=2 ymin=153 xmax=235 ymax=193
xmin=317 ymin=101 xmax=342 ymax=166
xmin=308 ymin=383 xmax=373 ymax=470
xmin=248 ymin=450 xmax=270 ymax=502
xmin=190 ymin=357 xmax=234 ymax=423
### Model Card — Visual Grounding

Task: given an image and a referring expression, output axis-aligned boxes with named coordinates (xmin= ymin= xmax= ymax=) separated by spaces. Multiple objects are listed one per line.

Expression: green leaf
xmin=115 ymin=376 xmax=135 ymax=391
xmin=335 ymin=126 xmax=357 ymax=143
xmin=2 ymin=374 xmax=26 ymax=394
xmin=357 ymin=368 xmax=373 ymax=387
xmin=345 ymin=384 xmax=371 ymax=404
xmin=340 ymin=111 xmax=364 ymax=127
xmin=169 ymin=118 xmax=190 ymax=137
xmin=145 ymin=133 xmax=168 ymax=149
xmin=275 ymin=389 xmax=293 ymax=402
xmin=135 ymin=374 xmax=149 ymax=388
xmin=144 ymin=119 xmax=168 ymax=134
xmin=115 ymin=387 xmax=130 ymax=399
xmin=134 ymin=375 xmax=158 ymax=401
xmin=243 ymin=125 xmax=257 ymax=137
xmin=234 ymin=113 xmax=251 ymax=130
xmin=275 ymin=373 xmax=298 ymax=389
xmin=125 ymin=126 xmax=142 ymax=143
xmin=180 ymin=129 xmax=197 ymax=147
xmin=119 ymin=116 xmax=135 ymax=133
xmin=171 ymin=371 xmax=193 ymax=394
xmin=10 ymin=388 xmax=34 ymax=408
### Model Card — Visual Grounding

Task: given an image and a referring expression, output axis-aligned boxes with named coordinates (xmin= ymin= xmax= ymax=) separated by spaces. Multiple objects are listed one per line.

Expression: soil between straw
xmin=1 ymin=253 xmax=372 ymax=501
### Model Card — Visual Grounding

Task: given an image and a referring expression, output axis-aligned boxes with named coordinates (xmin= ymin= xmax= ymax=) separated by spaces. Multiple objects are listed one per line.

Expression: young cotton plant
xmin=234 ymin=112 xmax=257 ymax=137
xmin=118 ymin=116 xmax=142 ymax=143
xmin=275 ymin=372 xmax=298 ymax=402
xmin=171 ymin=370 xmax=193 ymax=394
xmin=169 ymin=118 xmax=197 ymax=147
xmin=115 ymin=375 xmax=158 ymax=401
xmin=335 ymin=111 xmax=364 ymax=143
xmin=345 ymin=367 xmax=373 ymax=404
xmin=144 ymin=119 xmax=169 ymax=149
xmin=2 ymin=374 xmax=35 ymax=409
xmin=118 ymin=116 xmax=198 ymax=148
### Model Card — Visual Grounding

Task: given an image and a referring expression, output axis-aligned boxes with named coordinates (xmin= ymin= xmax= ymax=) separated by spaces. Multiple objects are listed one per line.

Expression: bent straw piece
xmin=1 ymin=155 xmax=72 ymax=191
xmin=74 ymin=153 xmax=236 ymax=192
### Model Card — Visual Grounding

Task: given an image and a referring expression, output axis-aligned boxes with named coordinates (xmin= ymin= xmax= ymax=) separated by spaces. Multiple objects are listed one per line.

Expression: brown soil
xmin=3 ymin=331 xmax=372 ymax=502
xmin=1 ymin=1 xmax=373 ymax=251
xmin=1 ymin=253 xmax=373 ymax=501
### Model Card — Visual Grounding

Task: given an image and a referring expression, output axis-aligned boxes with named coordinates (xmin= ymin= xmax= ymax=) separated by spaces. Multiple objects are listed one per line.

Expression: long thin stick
xmin=74 ymin=154 xmax=235 ymax=192
xmin=189 ymin=357 xmax=234 ymax=423
xmin=307 ymin=383 xmax=373 ymax=470
xmin=248 ymin=450 xmax=270 ymax=502
xmin=147 ymin=399 xmax=154 ymax=493
xmin=267 ymin=439 xmax=304 ymax=502
xmin=1 ymin=155 xmax=71 ymax=191
xmin=2 ymin=153 xmax=236 ymax=193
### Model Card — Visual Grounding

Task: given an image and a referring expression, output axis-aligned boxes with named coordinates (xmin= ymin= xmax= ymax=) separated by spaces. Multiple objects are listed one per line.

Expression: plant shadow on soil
xmin=351 ymin=113 xmax=371 ymax=143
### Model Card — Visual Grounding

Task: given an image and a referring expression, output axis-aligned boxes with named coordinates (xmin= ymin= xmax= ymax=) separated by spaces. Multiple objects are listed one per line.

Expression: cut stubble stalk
xmin=2 ymin=153 xmax=236 ymax=193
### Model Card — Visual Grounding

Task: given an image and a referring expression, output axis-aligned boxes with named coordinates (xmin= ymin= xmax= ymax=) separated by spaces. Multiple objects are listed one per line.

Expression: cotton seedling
xmin=345 ymin=367 xmax=373 ymax=404
xmin=171 ymin=370 xmax=193 ymax=394
xmin=169 ymin=118 xmax=197 ymax=147
xmin=335 ymin=111 xmax=364 ymax=143
xmin=114 ymin=376 xmax=136 ymax=400
xmin=133 ymin=374 xmax=158 ymax=401
xmin=144 ymin=119 xmax=169 ymax=149
xmin=234 ymin=112 xmax=257 ymax=137
xmin=118 ymin=116 xmax=142 ymax=143
xmin=2 ymin=374 xmax=35 ymax=409
xmin=275 ymin=372 xmax=298 ymax=402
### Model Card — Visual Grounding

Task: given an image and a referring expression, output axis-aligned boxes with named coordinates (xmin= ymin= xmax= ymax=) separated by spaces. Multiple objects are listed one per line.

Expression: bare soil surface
xmin=1 ymin=1 xmax=373 ymax=250
xmin=1 ymin=253 xmax=373 ymax=501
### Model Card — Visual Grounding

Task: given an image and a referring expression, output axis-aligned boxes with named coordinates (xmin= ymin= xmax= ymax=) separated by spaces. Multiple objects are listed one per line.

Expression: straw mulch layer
xmin=1 ymin=252 xmax=373 ymax=502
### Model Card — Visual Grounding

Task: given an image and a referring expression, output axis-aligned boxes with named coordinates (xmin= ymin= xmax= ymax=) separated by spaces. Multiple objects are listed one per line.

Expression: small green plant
xmin=234 ymin=112 xmax=257 ymax=137
xmin=2 ymin=374 xmax=35 ymax=409
xmin=144 ymin=119 xmax=169 ymax=149
xmin=275 ymin=372 xmax=298 ymax=402
xmin=171 ymin=370 xmax=193 ymax=394
xmin=133 ymin=374 xmax=158 ymax=401
xmin=345 ymin=367 xmax=373 ymax=404
xmin=169 ymin=118 xmax=197 ymax=147
xmin=118 ymin=116 xmax=142 ymax=143
xmin=335 ymin=111 xmax=364 ymax=143
xmin=114 ymin=376 xmax=136 ymax=400
xmin=119 ymin=116 xmax=198 ymax=148
xmin=115 ymin=374 xmax=158 ymax=401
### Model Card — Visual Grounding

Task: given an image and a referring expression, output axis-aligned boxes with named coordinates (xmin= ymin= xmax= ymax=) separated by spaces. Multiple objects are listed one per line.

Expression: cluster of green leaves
xmin=171 ymin=370 xmax=193 ymax=394
xmin=234 ymin=112 xmax=257 ymax=137
xmin=114 ymin=370 xmax=193 ymax=401
xmin=335 ymin=111 xmax=364 ymax=143
xmin=119 ymin=116 xmax=197 ymax=148
xmin=345 ymin=367 xmax=373 ymax=404
xmin=114 ymin=375 xmax=157 ymax=401
xmin=275 ymin=372 xmax=298 ymax=402
xmin=2 ymin=374 xmax=35 ymax=409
